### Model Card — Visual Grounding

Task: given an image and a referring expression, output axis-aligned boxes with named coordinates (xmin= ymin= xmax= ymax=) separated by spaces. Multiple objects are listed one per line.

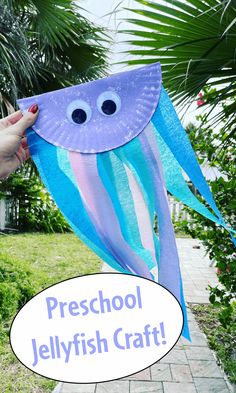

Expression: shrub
xmin=0 ymin=253 xmax=37 ymax=322
xmin=180 ymin=118 xmax=235 ymax=330
xmin=0 ymin=170 xmax=71 ymax=233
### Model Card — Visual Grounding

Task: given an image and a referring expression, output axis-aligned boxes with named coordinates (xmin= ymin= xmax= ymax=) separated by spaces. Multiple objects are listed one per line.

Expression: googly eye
xmin=97 ymin=91 xmax=121 ymax=116
xmin=67 ymin=99 xmax=92 ymax=125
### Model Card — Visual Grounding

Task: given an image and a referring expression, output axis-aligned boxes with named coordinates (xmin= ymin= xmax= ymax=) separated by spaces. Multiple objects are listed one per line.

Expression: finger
xmin=16 ymin=143 xmax=30 ymax=163
xmin=20 ymin=138 xmax=30 ymax=160
xmin=0 ymin=110 xmax=22 ymax=123
xmin=6 ymin=107 xmax=39 ymax=137
xmin=7 ymin=110 xmax=23 ymax=125
xmin=23 ymin=147 xmax=30 ymax=161
xmin=0 ymin=110 xmax=23 ymax=130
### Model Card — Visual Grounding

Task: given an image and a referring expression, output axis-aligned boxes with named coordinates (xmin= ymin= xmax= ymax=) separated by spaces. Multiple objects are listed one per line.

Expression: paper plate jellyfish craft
xmin=17 ymin=63 xmax=235 ymax=340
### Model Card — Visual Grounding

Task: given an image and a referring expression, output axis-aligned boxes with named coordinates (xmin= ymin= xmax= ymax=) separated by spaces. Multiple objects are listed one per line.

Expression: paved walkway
xmin=55 ymin=239 xmax=234 ymax=393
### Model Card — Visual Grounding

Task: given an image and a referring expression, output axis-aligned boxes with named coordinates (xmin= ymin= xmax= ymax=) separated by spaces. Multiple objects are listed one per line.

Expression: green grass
xmin=0 ymin=233 xmax=102 ymax=393
xmin=0 ymin=232 xmax=102 ymax=285
xmin=190 ymin=303 xmax=236 ymax=385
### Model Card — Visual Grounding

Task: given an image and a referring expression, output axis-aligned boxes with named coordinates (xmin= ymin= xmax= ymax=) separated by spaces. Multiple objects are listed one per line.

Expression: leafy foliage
xmin=191 ymin=303 xmax=236 ymax=384
xmin=0 ymin=253 xmax=37 ymax=322
xmin=122 ymin=0 xmax=236 ymax=130
xmin=0 ymin=0 xmax=109 ymax=116
xmin=176 ymin=116 xmax=236 ymax=329
xmin=0 ymin=167 xmax=70 ymax=232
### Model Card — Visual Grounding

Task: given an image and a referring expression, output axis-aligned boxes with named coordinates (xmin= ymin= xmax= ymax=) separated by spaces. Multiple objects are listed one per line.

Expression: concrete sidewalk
xmin=56 ymin=239 xmax=234 ymax=393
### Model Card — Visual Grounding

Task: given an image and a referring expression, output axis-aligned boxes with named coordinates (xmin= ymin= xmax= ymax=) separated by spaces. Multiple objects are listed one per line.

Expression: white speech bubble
xmin=10 ymin=273 xmax=183 ymax=383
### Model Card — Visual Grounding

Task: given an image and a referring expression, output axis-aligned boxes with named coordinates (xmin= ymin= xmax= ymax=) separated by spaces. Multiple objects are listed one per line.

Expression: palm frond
xmin=0 ymin=0 xmax=109 ymax=116
xmin=120 ymin=0 xmax=236 ymax=129
xmin=0 ymin=4 xmax=36 ymax=114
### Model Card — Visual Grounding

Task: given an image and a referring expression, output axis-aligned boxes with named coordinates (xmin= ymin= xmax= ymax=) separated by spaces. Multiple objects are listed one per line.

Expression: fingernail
xmin=28 ymin=104 xmax=38 ymax=114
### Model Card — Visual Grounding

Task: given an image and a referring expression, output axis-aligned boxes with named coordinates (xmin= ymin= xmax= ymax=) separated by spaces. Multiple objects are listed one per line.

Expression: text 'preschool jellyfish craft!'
xmin=17 ymin=63 xmax=235 ymax=341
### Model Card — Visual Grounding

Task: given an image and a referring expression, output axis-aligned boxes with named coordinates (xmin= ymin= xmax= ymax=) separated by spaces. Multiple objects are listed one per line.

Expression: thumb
xmin=7 ymin=105 xmax=39 ymax=137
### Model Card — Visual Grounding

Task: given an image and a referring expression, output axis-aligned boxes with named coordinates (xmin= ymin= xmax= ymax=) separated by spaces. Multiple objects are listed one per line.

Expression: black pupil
xmin=72 ymin=109 xmax=87 ymax=124
xmin=101 ymin=99 xmax=117 ymax=115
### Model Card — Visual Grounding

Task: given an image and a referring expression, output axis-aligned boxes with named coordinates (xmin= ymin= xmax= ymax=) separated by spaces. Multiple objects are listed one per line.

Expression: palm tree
xmin=0 ymin=0 xmax=109 ymax=116
xmin=122 ymin=0 xmax=236 ymax=132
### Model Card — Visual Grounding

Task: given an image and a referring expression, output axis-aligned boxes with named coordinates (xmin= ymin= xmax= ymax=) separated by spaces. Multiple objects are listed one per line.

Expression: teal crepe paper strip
xmin=27 ymin=128 xmax=127 ymax=273
xmin=57 ymin=148 xmax=78 ymax=188
xmin=97 ymin=151 xmax=139 ymax=247
xmin=97 ymin=151 xmax=157 ymax=271
xmin=151 ymin=123 xmax=226 ymax=226
xmin=113 ymin=141 xmax=156 ymax=230
xmin=152 ymin=87 xmax=223 ymax=221
xmin=113 ymin=137 xmax=160 ymax=269
xmin=152 ymin=87 xmax=236 ymax=245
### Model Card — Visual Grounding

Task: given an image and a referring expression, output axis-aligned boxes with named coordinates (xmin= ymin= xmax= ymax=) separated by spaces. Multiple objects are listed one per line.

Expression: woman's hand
xmin=0 ymin=105 xmax=39 ymax=179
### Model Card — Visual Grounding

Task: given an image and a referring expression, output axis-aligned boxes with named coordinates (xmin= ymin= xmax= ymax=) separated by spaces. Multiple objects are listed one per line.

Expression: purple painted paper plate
xmin=17 ymin=62 xmax=162 ymax=153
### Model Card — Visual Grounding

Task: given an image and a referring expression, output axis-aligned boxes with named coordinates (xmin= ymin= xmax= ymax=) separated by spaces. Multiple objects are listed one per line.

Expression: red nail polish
xmin=28 ymin=104 xmax=38 ymax=114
